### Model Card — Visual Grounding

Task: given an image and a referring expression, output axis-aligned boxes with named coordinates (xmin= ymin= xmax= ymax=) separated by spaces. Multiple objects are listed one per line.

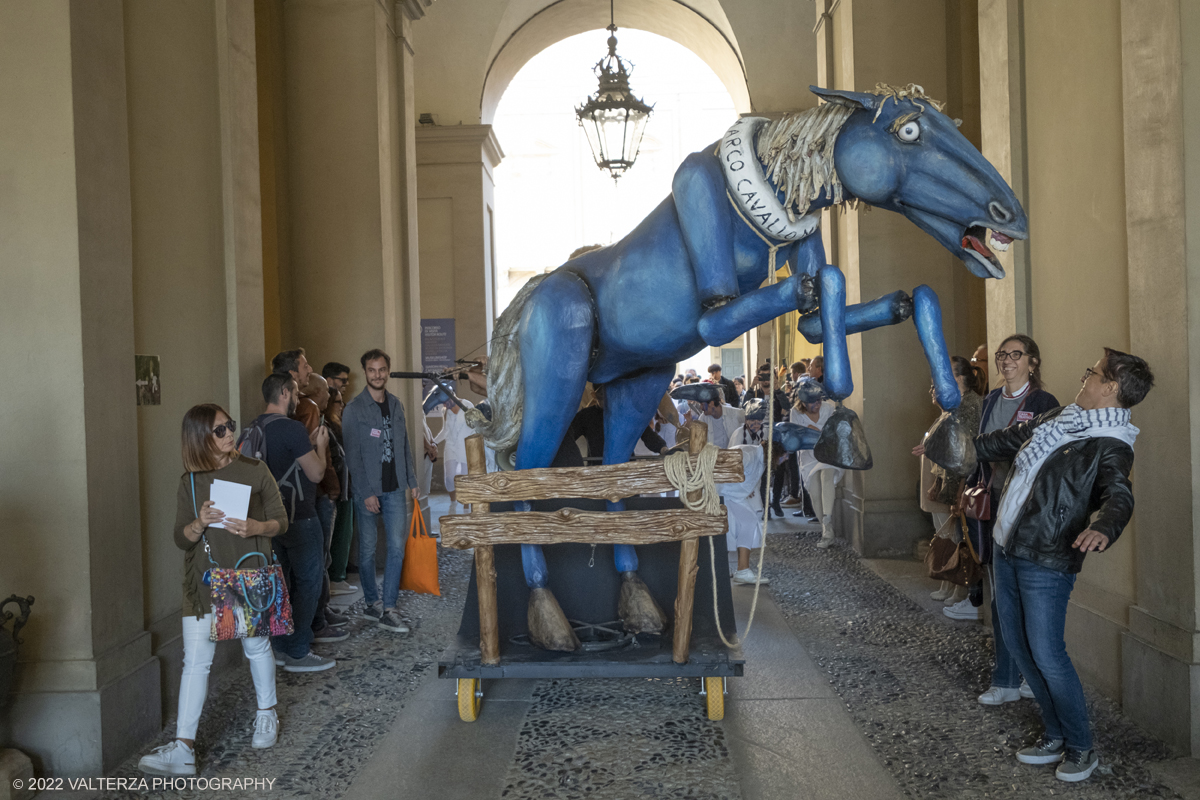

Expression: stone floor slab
xmin=342 ymin=669 xmax=531 ymax=800
xmin=727 ymin=698 xmax=905 ymax=800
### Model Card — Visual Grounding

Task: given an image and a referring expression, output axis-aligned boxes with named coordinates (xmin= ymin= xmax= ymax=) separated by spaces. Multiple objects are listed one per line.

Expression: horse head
xmin=812 ymin=84 xmax=1028 ymax=279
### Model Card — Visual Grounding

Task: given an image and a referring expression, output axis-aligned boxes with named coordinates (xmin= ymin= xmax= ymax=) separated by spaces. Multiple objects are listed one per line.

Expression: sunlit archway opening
xmin=493 ymin=30 xmax=739 ymax=368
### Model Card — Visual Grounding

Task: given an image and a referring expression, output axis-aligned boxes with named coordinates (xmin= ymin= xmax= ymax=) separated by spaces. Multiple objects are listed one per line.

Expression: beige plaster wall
xmin=1023 ymin=0 xmax=1136 ymax=650
xmin=283 ymin=0 xmax=387 ymax=375
xmin=281 ymin=0 xmax=424 ymax=448
xmin=123 ymin=0 xmax=230 ymax=644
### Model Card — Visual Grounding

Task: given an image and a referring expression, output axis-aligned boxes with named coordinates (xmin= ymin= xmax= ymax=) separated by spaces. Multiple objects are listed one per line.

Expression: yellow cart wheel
xmin=457 ymin=678 xmax=481 ymax=722
xmin=704 ymin=677 xmax=725 ymax=721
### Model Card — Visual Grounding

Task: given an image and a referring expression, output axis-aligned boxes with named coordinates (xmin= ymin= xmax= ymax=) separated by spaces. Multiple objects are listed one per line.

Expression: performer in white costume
xmin=791 ymin=395 xmax=844 ymax=548
xmin=431 ymin=397 xmax=475 ymax=511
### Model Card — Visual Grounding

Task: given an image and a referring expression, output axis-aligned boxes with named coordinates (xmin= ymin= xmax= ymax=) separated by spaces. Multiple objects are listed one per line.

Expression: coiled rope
xmin=663 ymin=443 xmax=721 ymax=516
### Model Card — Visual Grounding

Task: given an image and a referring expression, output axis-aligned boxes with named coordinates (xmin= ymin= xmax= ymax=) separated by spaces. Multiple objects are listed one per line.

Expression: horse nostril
xmin=988 ymin=201 xmax=1014 ymax=224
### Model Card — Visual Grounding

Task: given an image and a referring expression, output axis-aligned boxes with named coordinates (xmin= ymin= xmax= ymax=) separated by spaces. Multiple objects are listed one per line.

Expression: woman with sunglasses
xmin=138 ymin=404 xmax=288 ymax=777
xmin=962 ymin=335 xmax=1059 ymax=706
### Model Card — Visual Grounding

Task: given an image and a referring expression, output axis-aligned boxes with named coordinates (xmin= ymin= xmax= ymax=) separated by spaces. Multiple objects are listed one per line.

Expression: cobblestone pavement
xmin=95 ymin=518 xmax=1181 ymax=799
xmin=500 ymin=677 xmax=741 ymax=800
xmin=766 ymin=530 xmax=1181 ymax=799
xmin=95 ymin=547 xmax=474 ymax=800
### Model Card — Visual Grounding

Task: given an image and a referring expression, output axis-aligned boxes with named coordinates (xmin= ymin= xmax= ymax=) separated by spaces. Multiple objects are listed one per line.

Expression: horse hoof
xmin=527 ymin=587 xmax=580 ymax=652
xmin=814 ymin=404 xmax=873 ymax=470
xmin=924 ymin=406 xmax=978 ymax=477
xmin=618 ymin=572 xmax=667 ymax=635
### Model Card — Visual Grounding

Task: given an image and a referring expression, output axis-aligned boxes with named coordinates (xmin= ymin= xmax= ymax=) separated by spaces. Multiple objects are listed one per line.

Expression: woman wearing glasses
xmin=138 ymin=404 xmax=288 ymax=777
xmin=962 ymin=335 xmax=1060 ymax=706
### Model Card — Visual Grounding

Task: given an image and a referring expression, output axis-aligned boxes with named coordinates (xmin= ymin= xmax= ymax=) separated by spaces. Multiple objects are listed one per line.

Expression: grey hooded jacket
xmin=342 ymin=387 xmax=418 ymax=499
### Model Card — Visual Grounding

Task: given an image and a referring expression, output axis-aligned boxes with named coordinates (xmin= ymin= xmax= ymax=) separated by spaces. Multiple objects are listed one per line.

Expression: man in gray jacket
xmin=342 ymin=348 xmax=419 ymax=633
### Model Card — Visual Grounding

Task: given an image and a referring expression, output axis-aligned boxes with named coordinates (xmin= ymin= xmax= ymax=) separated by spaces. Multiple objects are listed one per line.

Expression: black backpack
xmin=237 ymin=414 xmax=304 ymax=522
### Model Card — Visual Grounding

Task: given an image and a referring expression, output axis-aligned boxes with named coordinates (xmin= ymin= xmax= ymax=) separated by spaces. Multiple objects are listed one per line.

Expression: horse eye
xmin=897 ymin=120 xmax=920 ymax=143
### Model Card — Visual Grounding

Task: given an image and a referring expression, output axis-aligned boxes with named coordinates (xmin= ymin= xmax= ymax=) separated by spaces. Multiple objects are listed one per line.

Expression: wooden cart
xmin=438 ymin=422 xmax=744 ymax=721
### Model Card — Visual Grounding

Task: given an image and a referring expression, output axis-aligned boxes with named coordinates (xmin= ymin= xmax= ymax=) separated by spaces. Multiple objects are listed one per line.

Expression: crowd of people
xmin=139 ymin=332 xmax=1154 ymax=785
xmin=140 ymin=347 xmax=423 ymax=777
xmin=914 ymin=337 xmax=1154 ymax=783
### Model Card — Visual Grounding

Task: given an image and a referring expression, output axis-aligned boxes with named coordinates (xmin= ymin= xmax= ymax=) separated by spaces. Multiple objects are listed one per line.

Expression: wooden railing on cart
xmin=440 ymin=422 xmax=744 ymax=666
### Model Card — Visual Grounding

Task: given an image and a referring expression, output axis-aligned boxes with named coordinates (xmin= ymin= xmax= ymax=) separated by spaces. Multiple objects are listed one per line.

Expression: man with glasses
xmin=321 ymin=361 xmax=352 ymax=440
xmin=973 ymin=348 xmax=1154 ymax=782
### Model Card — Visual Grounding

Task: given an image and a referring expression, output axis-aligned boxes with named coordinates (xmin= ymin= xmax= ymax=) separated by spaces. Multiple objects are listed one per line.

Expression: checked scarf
xmin=1013 ymin=404 xmax=1132 ymax=477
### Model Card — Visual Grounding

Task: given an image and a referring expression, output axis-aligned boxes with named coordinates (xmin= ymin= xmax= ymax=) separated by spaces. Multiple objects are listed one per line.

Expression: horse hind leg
xmin=601 ymin=366 xmax=675 ymax=635
xmin=514 ymin=270 xmax=596 ymax=652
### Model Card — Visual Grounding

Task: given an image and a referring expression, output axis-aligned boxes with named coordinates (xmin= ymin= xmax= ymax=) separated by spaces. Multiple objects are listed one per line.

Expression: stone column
xmin=415 ymin=125 xmax=504 ymax=404
xmin=217 ymin=0 xmax=268 ymax=424
xmin=0 ymin=0 xmax=159 ymax=776
xmin=977 ymin=0 xmax=1032 ymax=355
xmin=1117 ymin=0 xmax=1200 ymax=756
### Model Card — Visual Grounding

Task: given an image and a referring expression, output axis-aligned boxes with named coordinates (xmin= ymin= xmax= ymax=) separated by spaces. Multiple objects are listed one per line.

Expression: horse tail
xmin=464 ymin=273 xmax=548 ymax=456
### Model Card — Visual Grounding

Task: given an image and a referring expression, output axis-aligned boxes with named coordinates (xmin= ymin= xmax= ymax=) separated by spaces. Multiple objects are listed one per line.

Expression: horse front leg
xmin=910 ymin=285 xmax=981 ymax=477
xmin=803 ymin=265 xmax=874 ymax=469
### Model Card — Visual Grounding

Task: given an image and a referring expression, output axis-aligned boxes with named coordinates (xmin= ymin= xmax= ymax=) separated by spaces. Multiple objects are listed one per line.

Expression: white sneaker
xmin=943 ymin=597 xmax=981 ymax=620
xmin=328 ymin=580 xmax=358 ymax=596
xmin=1019 ymin=679 xmax=1034 ymax=699
xmin=978 ymin=685 xmax=1021 ymax=705
xmin=731 ymin=568 xmax=769 ymax=585
xmin=252 ymin=709 xmax=278 ymax=749
xmin=138 ymin=740 xmax=196 ymax=776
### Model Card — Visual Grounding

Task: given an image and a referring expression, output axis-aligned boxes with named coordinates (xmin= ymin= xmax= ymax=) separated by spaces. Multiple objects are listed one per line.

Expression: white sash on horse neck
xmin=719 ymin=117 xmax=821 ymax=243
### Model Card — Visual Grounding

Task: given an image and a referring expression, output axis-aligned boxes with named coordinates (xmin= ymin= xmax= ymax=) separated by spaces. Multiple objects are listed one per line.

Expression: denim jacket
xmin=342 ymin=387 xmax=418 ymax=499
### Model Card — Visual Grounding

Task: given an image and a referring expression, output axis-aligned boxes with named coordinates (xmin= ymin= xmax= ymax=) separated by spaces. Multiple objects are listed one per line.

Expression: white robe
xmin=720 ymin=444 xmax=765 ymax=551
xmin=432 ymin=400 xmax=475 ymax=463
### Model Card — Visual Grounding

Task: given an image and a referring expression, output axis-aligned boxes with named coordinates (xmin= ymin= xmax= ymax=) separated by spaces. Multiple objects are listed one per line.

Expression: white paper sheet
xmin=208 ymin=479 xmax=251 ymax=530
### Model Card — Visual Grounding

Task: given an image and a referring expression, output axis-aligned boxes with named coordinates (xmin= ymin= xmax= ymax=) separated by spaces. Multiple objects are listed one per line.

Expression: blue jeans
xmin=271 ymin=515 xmax=324 ymax=659
xmin=354 ymin=490 xmax=409 ymax=609
xmin=994 ymin=546 xmax=1091 ymax=750
xmin=313 ymin=494 xmax=336 ymax=630
xmin=988 ymin=564 xmax=1021 ymax=689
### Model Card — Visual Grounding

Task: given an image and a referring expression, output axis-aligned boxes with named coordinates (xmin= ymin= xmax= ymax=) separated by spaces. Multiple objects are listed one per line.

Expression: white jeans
xmin=807 ymin=468 xmax=838 ymax=519
xmin=177 ymin=613 xmax=276 ymax=739
xmin=444 ymin=459 xmax=468 ymax=493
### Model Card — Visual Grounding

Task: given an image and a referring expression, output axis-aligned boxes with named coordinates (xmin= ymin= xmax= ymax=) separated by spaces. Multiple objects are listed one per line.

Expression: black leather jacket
xmin=975 ymin=407 xmax=1135 ymax=574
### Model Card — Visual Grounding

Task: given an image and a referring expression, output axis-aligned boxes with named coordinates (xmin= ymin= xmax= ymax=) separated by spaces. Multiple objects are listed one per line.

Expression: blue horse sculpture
xmin=467 ymin=84 xmax=1027 ymax=651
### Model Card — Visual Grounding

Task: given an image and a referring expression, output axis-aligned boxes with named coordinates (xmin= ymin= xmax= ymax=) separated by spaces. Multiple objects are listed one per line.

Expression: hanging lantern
xmin=575 ymin=3 xmax=653 ymax=181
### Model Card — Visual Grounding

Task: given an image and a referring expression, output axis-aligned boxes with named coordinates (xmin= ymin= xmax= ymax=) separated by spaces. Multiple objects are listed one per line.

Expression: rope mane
xmin=757 ymin=103 xmax=856 ymax=220
xmin=756 ymin=83 xmax=946 ymax=220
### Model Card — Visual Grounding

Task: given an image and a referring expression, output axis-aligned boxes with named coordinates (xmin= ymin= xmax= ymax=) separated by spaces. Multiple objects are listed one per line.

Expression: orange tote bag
xmin=399 ymin=506 xmax=440 ymax=596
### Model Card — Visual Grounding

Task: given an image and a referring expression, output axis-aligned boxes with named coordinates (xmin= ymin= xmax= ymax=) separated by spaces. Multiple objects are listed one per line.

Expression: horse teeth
xmin=989 ymin=235 xmax=1010 ymax=252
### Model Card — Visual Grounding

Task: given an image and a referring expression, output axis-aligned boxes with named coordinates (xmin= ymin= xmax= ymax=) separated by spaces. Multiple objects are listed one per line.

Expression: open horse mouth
xmin=961 ymin=225 xmax=1014 ymax=279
